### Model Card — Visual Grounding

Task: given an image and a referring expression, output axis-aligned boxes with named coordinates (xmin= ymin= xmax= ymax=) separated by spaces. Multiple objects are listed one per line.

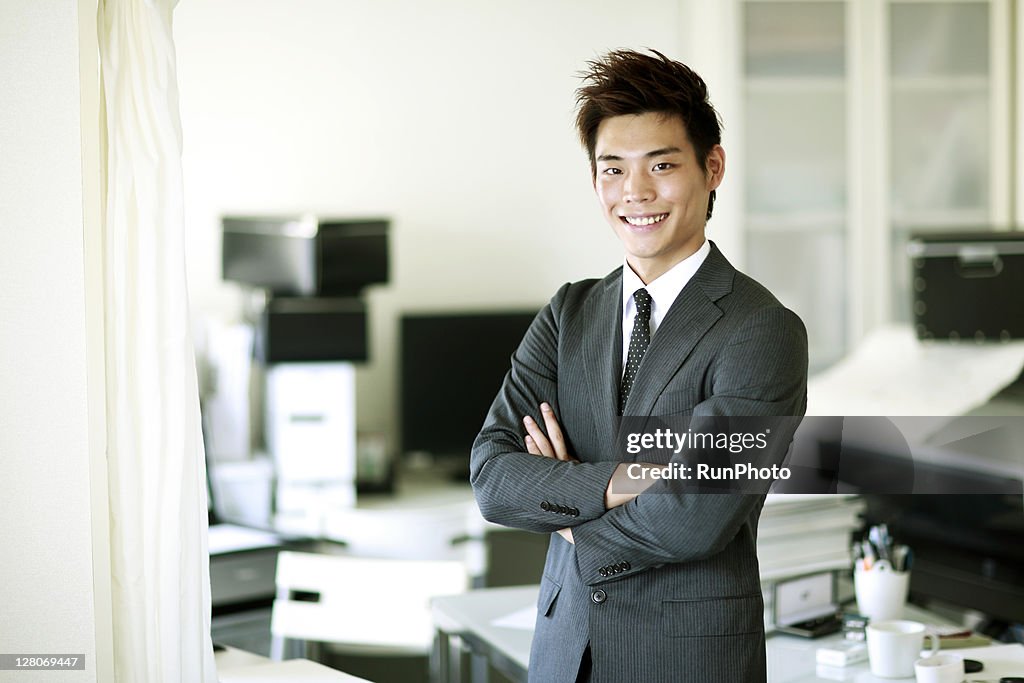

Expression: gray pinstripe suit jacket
xmin=470 ymin=242 xmax=808 ymax=682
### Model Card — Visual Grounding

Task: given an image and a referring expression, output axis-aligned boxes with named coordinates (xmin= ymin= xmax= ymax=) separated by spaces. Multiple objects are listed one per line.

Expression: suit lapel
xmin=624 ymin=243 xmax=735 ymax=417
xmin=580 ymin=270 xmax=622 ymax=455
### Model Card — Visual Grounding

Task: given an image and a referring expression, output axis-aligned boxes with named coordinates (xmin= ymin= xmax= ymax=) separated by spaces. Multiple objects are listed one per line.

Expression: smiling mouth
xmin=621 ymin=213 xmax=669 ymax=227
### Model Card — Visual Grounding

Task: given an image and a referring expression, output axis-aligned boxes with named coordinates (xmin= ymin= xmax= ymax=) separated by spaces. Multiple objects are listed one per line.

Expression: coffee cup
xmin=915 ymin=653 xmax=964 ymax=683
xmin=866 ymin=619 xmax=940 ymax=678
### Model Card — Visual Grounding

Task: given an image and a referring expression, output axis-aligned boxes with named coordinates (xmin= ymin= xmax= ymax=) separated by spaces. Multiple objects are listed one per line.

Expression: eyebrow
xmin=596 ymin=147 xmax=684 ymax=162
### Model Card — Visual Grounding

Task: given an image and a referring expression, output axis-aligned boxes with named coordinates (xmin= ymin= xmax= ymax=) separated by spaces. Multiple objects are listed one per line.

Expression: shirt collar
xmin=621 ymin=239 xmax=711 ymax=315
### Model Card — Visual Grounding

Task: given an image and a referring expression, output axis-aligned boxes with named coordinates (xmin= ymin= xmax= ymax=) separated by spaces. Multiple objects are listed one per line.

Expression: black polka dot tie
xmin=619 ymin=288 xmax=652 ymax=414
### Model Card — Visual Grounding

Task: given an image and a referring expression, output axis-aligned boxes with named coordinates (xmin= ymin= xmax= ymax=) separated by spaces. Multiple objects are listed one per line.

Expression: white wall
xmin=0 ymin=1 xmax=104 ymax=679
xmin=175 ymin=0 xmax=741 ymax=441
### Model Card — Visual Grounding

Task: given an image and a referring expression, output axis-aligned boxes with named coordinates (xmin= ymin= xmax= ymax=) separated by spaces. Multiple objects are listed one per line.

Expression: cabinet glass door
xmin=888 ymin=1 xmax=992 ymax=321
xmin=743 ymin=1 xmax=848 ymax=370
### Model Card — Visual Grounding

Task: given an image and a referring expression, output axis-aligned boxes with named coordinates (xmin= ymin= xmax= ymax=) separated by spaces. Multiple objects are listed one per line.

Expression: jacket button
xmin=591 ymin=589 xmax=607 ymax=604
xmin=557 ymin=505 xmax=567 ymax=515
xmin=623 ymin=561 xmax=631 ymax=570
xmin=540 ymin=501 xmax=550 ymax=512
xmin=599 ymin=567 xmax=608 ymax=577
xmin=571 ymin=507 xmax=580 ymax=517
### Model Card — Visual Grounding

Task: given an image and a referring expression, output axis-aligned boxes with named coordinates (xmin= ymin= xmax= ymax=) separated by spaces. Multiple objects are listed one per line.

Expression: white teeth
xmin=623 ymin=213 xmax=668 ymax=226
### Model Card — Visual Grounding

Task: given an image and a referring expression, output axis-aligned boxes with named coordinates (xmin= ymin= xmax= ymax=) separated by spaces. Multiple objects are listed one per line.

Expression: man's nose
xmin=623 ymin=172 xmax=654 ymax=203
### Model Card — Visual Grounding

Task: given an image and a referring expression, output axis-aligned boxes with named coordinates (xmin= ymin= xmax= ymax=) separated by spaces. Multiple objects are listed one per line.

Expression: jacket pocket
xmin=661 ymin=593 xmax=762 ymax=638
xmin=652 ymin=387 xmax=700 ymax=416
xmin=537 ymin=574 xmax=562 ymax=618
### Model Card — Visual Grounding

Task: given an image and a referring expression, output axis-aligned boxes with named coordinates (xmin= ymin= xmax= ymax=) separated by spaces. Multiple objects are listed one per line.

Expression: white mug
xmin=855 ymin=560 xmax=910 ymax=621
xmin=866 ymin=620 xmax=940 ymax=679
xmin=915 ymin=653 xmax=964 ymax=683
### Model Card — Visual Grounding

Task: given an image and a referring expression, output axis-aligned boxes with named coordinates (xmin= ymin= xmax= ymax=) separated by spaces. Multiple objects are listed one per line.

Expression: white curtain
xmin=97 ymin=0 xmax=217 ymax=680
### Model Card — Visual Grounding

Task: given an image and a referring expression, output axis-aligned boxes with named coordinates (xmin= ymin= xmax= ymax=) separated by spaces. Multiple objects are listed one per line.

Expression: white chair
xmin=269 ymin=550 xmax=469 ymax=663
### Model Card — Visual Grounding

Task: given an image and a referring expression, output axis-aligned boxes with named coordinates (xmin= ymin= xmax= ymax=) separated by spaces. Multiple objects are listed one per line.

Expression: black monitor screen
xmin=400 ymin=311 xmax=538 ymax=461
xmin=861 ymin=492 xmax=1024 ymax=625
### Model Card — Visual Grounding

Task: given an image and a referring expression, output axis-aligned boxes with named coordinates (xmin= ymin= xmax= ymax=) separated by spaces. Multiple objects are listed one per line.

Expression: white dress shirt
xmin=621 ymin=239 xmax=711 ymax=375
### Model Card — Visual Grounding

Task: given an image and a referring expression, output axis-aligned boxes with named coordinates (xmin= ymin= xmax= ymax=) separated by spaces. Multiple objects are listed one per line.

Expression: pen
xmin=869 ymin=524 xmax=891 ymax=563
xmin=893 ymin=545 xmax=908 ymax=572
xmin=862 ymin=540 xmax=876 ymax=570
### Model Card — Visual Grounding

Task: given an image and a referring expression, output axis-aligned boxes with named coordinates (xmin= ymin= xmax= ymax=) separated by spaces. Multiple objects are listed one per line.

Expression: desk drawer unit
xmin=211 ymin=549 xmax=279 ymax=610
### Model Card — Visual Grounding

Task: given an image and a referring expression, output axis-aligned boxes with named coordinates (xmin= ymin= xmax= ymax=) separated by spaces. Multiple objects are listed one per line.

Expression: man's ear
xmin=705 ymin=145 xmax=725 ymax=191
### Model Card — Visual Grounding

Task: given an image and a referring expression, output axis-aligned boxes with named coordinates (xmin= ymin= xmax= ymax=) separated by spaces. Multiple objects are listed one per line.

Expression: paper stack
xmin=759 ymin=494 xmax=864 ymax=628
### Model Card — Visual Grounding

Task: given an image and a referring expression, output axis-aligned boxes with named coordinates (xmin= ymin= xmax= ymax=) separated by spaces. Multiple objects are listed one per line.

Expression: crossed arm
xmin=521 ymin=401 xmax=658 ymax=543
xmin=471 ymin=284 xmax=808 ymax=584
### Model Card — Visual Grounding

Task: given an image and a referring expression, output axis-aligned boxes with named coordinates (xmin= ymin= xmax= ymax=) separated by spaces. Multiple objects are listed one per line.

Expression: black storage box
xmin=908 ymin=231 xmax=1024 ymax=341
xmin=222 ymin=215 xmax=389 ymax=296
xmin=257 ymin=297 xmax=368 ymax=363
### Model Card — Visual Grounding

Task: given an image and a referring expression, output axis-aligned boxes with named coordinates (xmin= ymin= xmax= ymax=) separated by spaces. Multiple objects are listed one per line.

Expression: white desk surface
xmin=432 ymin=586 xmax=1024 ymax=683
xmin=432 ymin=585 xmax=538 ymax=673
xmin=769 ymin=627 xmax=1024 ymax=682
xmin=215 ymin=647 xmax=371 ymax=682
xmin=209 ymin=523 xmax=285 ymax=555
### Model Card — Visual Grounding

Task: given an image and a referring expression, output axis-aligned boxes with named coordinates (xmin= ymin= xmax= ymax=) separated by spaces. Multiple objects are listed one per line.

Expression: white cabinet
xmin=742 ymin=1 xmax=850 ymax=369
xmin=885 ymin=1 xmax=1012 ymax=322
xmin=737 ymin=0 xmax=1014 ymax=371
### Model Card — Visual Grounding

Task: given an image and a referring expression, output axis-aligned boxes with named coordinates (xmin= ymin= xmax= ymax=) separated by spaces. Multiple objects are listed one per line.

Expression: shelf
xmin=745 ymin=77 xmax=846 ymax=94
xmin=890 ymin=75 xmax=988 ymax=92
xmin=889 ymin=0 xmax=990 ymax=6
xmin=746 ymin=212 xmax=847 ymax=232
xmin=889 ymin=208 xmax=990 ymax=229
xmin=740 ymin=0 xmax=1010 ymax=373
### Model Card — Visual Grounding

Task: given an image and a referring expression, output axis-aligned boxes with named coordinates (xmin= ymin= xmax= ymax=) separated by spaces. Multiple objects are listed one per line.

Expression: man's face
xmin=594 ymin=112 xmax=724 ymax=284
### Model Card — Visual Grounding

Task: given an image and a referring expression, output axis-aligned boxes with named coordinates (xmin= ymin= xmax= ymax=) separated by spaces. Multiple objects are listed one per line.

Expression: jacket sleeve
xmin=570 ymin=305 xmax=809 ymax=584
xmin=470 ymin=283 xmax=619 ymax=533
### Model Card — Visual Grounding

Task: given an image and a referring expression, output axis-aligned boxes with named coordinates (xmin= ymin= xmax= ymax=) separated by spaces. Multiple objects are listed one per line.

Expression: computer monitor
xmin=399 ymin=310 xmax=538 ymax=474
xmin=831 ymin=440 xmax=1024 ymax=625
xmin=860 ymin=493 xmax=1024 ymax=625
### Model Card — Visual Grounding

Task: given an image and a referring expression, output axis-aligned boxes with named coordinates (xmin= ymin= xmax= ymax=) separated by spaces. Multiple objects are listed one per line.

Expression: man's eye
xmin=653 ymin=163 xmax=674 ymax=172
xmin=601 ymin=167 xmax=622 ymax=175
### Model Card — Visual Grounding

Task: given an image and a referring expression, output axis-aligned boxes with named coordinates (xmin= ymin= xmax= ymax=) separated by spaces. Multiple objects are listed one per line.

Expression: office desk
xmin=767 ymin=635 xmax=1024 ymax=682
xmin=431 ymin=586 xmax=1024 ymax=683
xmin=431 ymin=585 xmax=536 ymax=683
xmin=319 ymin=469 xmax=486 ymax=567
xmin=216 ymin=646 xmax=373 ymax=682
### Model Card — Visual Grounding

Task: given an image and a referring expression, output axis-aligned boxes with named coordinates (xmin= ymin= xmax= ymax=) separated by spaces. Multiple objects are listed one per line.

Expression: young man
xmin=470 ymin=50 xmax=808 ymax=682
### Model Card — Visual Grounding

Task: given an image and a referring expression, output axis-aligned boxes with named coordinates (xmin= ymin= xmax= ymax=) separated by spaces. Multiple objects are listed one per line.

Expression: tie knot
xmin=633 ymin=288 xmax=652 ymax=321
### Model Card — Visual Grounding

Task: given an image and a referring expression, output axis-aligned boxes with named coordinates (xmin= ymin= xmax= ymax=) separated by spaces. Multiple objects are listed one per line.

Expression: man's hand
xmin=605 ymin=463 xmax=658 ymax=509
xmin=522 ymin=402 xmax=577 ymax=462
xmin=523 ymin=403 xmax=578 ymax=543
xmin=522 ymin=402 xmax=657 ymax=512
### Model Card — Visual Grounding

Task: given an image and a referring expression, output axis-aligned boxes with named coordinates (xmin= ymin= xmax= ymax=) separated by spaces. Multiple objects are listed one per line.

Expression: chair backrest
xmin=270 ymin=551 xmax=469 ymax=654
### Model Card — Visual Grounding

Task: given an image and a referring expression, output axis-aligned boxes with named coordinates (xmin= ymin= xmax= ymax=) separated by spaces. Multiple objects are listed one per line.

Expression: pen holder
xmin=854 ymin=560 xmax=910 ymax=622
